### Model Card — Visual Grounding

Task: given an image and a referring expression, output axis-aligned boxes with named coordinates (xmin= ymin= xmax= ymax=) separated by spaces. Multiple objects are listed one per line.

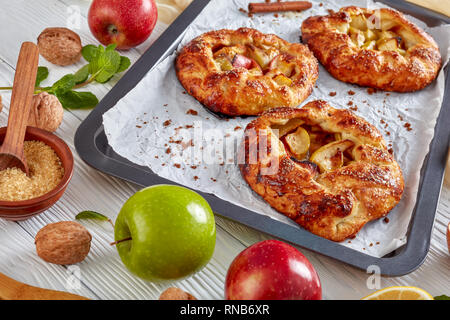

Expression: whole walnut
xmin=35 ymin=221 xmax=92 ymax=265
xmin=29 ymin=92 xmax=63 ymax=132
xmin=37 ymin=27 xmax=82 ymax=66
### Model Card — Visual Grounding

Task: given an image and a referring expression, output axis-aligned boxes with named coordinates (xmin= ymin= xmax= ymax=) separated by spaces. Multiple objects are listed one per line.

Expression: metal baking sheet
xmin=75 ymin=0 xmax=450 ymax=276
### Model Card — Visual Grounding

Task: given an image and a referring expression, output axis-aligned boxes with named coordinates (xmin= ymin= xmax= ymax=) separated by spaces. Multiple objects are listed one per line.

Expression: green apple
xmin=114 ymin=185 xmax=216 ymax=281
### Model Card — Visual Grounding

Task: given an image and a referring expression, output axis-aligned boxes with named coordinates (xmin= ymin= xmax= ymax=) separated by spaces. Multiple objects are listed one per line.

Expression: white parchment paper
xmin=103 ymin=0 xmax=450 ymax=257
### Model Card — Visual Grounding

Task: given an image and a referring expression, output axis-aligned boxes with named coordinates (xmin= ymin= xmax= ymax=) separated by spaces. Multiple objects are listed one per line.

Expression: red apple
xmin=88 ymin=0 xmax=158 ymax=50
xmin=225 ymin=240 xmax=322 ymax=300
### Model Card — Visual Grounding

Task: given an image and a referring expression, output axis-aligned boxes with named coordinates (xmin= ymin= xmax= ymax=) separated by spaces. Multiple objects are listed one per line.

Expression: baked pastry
xmin=176 ymin=28 xmax=318 ymax=116
xmin=301 ymin=6 xmax=441 ymax=92
xmin=239 ymin=100 xmax=404 ymax=241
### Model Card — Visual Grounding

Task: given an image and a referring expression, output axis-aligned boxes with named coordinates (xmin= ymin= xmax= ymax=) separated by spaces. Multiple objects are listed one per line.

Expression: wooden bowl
xmin=0 ymin=126 xmax=74 ymax=220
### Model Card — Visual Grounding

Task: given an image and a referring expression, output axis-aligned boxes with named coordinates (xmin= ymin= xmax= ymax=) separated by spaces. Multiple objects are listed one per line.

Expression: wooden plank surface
xmin=406 ymin=0 xmax=450 ymax=17
xmin=0 ymin=0 xmax=448 ymax=300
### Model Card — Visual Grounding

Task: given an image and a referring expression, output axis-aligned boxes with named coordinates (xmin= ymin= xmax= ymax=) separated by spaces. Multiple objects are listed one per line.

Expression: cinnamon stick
xmin=249 ymin=1 xmax=312 ymax=14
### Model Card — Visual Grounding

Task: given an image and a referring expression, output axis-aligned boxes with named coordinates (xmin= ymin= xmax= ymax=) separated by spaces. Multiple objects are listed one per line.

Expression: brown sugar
xmin=0 ymin=141 xmax=64 ymax=201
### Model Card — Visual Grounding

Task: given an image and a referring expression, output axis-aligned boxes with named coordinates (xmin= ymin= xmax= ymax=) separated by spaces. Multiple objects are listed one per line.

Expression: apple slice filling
xmin=310 ymin=140 xmax=355 ymax=172
xmin=271 ymin=118 xmax=305 ymax=137
xmin=284 ymin=127 xmax=310 ymax=159
xmin=336 ymin=13 xmax=415 ymax=56
xmin=212 ymin=45 xmax=297 ymax=86
xmin=246 ymin=44 xmax=279 ymax=69
xmin=274 ymin=121 xmax=355 ymax=173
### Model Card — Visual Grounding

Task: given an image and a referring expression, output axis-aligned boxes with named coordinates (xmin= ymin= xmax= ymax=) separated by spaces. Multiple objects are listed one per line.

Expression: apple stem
xmin=110 ymin=237 xmax=132 ymax=246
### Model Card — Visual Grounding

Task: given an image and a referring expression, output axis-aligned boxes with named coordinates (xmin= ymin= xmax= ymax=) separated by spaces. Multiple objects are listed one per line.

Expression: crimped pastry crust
xmin=301 ymin=6 xmax=441 ymax=92
xmin=176 ymin=28 xmax=318 ymax=116
xmin=239 ymin=100 xmax=404 ymax=241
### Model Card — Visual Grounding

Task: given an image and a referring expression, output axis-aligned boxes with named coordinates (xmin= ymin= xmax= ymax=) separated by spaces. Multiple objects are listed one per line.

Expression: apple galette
xmin=176 ymin=28 xmax=318 ymax=116
xmin=239 ymin=100 xmax=404 ymax=241
xmin=301 ymin=6 xmax=441 ymax=92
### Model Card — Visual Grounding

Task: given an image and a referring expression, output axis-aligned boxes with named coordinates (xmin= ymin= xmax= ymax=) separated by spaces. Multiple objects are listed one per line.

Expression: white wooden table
xmin=0 ymin=0 xmax=448 ymax=300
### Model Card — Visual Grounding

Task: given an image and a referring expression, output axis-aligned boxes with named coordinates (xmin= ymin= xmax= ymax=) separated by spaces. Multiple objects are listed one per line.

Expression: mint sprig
xmin=82 ymin=44 xmax=131 ymax=84
xmin=0 ymin=44 xmax=131 ymax=110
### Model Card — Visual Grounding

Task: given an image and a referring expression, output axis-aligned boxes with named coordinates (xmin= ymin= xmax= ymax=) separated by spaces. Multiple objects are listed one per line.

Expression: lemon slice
xmin=362 ymin=286 xmax=434 ymax=300
xmin=155 ymin=3 xmax=180 ymax=25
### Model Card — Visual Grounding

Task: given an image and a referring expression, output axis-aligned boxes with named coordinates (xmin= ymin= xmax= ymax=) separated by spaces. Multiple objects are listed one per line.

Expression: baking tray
xmin=75 ymin=0 xmax=450 ymax=276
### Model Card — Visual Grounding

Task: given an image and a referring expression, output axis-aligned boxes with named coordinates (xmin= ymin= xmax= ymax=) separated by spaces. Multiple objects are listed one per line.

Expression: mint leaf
xmin=76 ymin=210 xmax=114 ymax=228
xmin=83 ymin=44 xmax=129 ymax=84
xmin=56 ymin=90 xmax=98 ymax=109
xmin=117 ymin=56 xmax=131 ymax=73
xmin=105 ymin=43 xmax=117 ymax=51
xmin=82 ymin=44 xmax=100 ymax=62
xmin=50 ymin=74 xmax=75 ymax=95
xmin=76 ymin=211 xmax=109 ymax=221
xmin=74 ymin=65 xmax=90 ymax=84
xmin=434 ymin=295 xmax=450 ymax=300
xmin=91 ymin=48 xmax=121 ymax=83
xmin=35 ymin=66 xmax=49 ymax=87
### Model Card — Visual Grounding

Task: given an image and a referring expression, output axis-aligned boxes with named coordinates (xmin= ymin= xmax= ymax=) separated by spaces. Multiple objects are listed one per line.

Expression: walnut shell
xmin=35 ymin=221 xmax=92 ymax=265
xmin=29 ymin=92 xmax=63 ymax=132
xmin=37 ymin=27 xmax=82 ymax=66
xmin=159 ymin=287 xmax=197 ymax=300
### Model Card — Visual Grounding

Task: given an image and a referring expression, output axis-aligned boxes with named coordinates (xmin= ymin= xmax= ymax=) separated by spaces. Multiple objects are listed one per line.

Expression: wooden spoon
xmin=0 ymin=42 xmax=39 ymax=176
xmin=0 ymin=272 xmax=89 ymax=300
